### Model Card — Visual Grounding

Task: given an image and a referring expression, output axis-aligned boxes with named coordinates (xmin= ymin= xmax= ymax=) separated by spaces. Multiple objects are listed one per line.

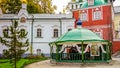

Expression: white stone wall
xmin=0 ymin=15 xmax=75 ymax=56
xmin=0 ymin=3 xmax=75 ymax=56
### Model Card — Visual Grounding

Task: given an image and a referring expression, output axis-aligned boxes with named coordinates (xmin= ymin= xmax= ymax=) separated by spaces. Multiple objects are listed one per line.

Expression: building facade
xmin=68 ymin=0 xmax=120 ymax=53
xmin=71 ymin=0 xmax=113 ymax=41
xmin=0 ymin=3 xmax=75 ymax=56
xmin=113 ymin=6 xmax=120 ymax=53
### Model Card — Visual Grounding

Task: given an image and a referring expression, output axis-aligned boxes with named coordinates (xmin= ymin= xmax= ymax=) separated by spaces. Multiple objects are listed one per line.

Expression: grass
xmin=0 ymin=57 xmax=48 ymax=68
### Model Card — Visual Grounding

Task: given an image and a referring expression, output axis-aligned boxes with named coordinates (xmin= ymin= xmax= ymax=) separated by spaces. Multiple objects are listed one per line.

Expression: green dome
xmin=81 ymin=0 xmax=108 ymax=8
xmin=53 ymin=28 xmax=105 ymax=43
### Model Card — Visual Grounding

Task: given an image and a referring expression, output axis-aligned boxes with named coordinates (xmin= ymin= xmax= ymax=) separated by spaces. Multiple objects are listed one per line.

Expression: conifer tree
xmin=0 ymin=20 xmax=29 ymax=68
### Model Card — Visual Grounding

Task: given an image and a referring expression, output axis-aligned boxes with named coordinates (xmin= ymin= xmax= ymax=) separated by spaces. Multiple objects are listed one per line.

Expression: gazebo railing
xmin=51 ymin=53 xmax=110 ymax=63
xmin=51 ymin=53 xmax=82 ymax=62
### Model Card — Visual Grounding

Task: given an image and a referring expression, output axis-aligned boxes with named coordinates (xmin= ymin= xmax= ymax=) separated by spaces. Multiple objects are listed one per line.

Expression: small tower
xmin=18 ymin=0 xmax=28 ymax=19
xmin=76 ymin=19 xmax=82 ymax=28
xmin=21 ymin=0 xmax=27 ymax=9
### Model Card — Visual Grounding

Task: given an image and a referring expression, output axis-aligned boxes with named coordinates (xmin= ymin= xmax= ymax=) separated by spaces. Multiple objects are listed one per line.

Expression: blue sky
xmin=52 ymin=0 xmax=120 ymax=14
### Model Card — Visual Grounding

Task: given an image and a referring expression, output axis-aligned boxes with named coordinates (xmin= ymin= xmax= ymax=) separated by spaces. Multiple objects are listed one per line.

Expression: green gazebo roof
xmin=50 ymin=28 xmax=107 ymax=44
xmin=81 ymin=0 xmax=108 ymax=8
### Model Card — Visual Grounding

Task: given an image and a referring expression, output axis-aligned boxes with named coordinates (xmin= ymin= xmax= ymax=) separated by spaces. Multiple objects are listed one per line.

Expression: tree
xmin=0 ymin=0 xmax=57 ymax=14
xmin=31 ymin=0 xmax=57 ymax=14
xmin=0 ymin=0 xmax=22 ymax=14
xmin=0 ymin=20 xmax=29 ymax=68
xmin=79 ymin=0 xmax=83 ymax=2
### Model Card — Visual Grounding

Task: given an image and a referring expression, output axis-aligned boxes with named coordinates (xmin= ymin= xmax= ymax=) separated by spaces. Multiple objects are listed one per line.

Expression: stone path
xmin=25 ymin=58 xmax=120 ymax=68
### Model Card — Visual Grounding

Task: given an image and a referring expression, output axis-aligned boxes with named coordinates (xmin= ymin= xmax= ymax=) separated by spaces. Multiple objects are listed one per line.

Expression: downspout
xmin=30 ymin=15 xmax=34 ymax=55
xmin=59 ymin=18 xmax=62 ymax=36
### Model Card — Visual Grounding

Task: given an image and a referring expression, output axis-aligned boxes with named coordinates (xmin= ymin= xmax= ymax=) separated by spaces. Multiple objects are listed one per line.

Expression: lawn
xmin=0 ymin=57 xmax=48 ymax=68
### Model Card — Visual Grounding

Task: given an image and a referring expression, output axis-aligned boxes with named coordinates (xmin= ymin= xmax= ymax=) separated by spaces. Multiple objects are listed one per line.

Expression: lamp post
xmin=30 ymin=15 xmax=34 ymax=55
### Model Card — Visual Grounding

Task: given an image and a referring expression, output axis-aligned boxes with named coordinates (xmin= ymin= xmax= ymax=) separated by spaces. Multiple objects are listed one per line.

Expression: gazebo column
xmin=107 ymin=42 xmax=110 ymax=61
xmin=56 ymin=44 xmax=59 ymax=61
xmin=82 ymin=41 xmax=84 ymax=62
xmin=50 ymin=45 xmax=52 ymax=58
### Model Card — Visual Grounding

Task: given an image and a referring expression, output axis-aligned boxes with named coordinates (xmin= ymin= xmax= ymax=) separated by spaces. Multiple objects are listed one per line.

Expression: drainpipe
xmin=59 ymin=18 xmax=62 ymax=36
xmin=30 ymin=15 xmax=34 ymax=55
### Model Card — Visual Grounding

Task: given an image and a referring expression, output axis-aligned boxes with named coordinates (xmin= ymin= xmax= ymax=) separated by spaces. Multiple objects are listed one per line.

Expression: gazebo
xmin=49 ymin=20 xmax=111 ymax=63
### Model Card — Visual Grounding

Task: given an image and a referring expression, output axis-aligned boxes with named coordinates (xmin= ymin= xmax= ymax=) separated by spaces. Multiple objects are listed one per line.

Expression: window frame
xmin=95 ymin=32 xmax=102 ymax=38
xmin=3 ymin=28 xmax=9 ymax=37
xmin=53 ymin=29 xmax=59 ymax=38
xmin=37 ymin=28 xmax=42 ymax=38
xmin=72 ymin=4 xmax=74 ymax=9
xmin=88 ymin=0 xmax=94 ymax=6
xmin=80 ymin=13 xmax=88 ymax=21
xmin=21 ymin=29 xmax=25 ymax=37
xmin=93 ymin=11 xmax=102 ymax=20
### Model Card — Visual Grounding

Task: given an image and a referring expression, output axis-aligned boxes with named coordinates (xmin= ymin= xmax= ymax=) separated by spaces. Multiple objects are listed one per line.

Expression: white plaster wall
xmin=32 ymin=42 xmax=50 ymax=54
xmin=0 ymin=14 xmax=74 ymax=56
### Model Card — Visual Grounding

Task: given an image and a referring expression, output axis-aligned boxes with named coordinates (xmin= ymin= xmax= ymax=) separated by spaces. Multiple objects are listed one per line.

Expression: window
xmin=3 ymin=29 xmax=9 ymax=37
xmin=76 ymin=5 xmax=78 ymax=9
xmin=72 ymin=5 xmax=74 ymax=9
xmin=95 ymin=32 xmax=102 ymax=38
xmin=21 ymin=29 xmax=25 ymax=37
xmin=88 ymin=0 xmax=94 ymax=6
xmin=68 ymin=29 xmax=72 ymax=31
xmin=37 ymin=28 xmax=42 ymax=37
xmin=115 ymin=31 xmax=119 ymax=39
xmin=80 ymin=13 xmax=87 ymax=21
xmin=53 ymin=29 xmax=58 ymax=38
xmin=93 ymin=11 xmax=102 ymax=20
xmin=37 ymin=49 xmax=41 ymax=56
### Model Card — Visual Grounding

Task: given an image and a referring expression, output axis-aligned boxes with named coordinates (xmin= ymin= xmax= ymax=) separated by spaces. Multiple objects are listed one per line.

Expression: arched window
xmin=76 ymin=5 xmax=78 ymax=9
xmin=21 ymin=29 xmax=25 ymax=37
xmin=37 ymin=49 xmax=41 ymax=56
xmin=37 ymin=28 xmax=42 ymax=37
xmin=53 ymin=29 xmax=58 ymax=38
xmin=3 ymin=29 xmax=9 ymax=37
xmin=72 ymin=5 xmax=74 ymax=9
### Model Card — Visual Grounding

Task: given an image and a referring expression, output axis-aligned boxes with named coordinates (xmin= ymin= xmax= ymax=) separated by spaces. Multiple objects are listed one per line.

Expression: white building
xmin=0 ymin=3 xmax=75 ymax=56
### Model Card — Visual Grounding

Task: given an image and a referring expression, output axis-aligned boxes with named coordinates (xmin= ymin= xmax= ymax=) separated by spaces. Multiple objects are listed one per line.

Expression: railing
xmin=51 ymin=53 xmax=110 ymax=63
xmin=51 ymin=53 xmax=82 ymax=62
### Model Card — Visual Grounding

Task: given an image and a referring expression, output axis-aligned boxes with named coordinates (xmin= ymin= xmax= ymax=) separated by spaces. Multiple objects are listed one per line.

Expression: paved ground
xmin=25 ymin=58 xmax=120 ymax=68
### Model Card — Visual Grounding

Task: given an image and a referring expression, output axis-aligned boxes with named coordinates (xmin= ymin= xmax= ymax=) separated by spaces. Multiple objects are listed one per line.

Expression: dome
xmin=81 ymin=0 xmax=108 ymax=8
xmin=54 ymin=28 xmax=105 ymax=43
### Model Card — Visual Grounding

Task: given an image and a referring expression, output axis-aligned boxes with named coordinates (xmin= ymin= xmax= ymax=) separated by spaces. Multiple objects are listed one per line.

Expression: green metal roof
xmin=50 ymin=28 xmax=107 ymax=44
xmin=81 ymin=0 xmax=108 ymax=8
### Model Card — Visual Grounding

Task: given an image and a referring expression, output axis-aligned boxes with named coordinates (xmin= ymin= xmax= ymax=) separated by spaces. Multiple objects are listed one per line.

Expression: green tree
xmin=0 ymin=0 xmax=57 ymax=14
xmin=0 ymin=20 xmax=29 ymax=68
xmin=0 ymin=0 xmax=22 ymax=14
xmin=79 ymin=0 xmax=83 ymax=2
xmin=29 ymin=0 xmax=57 ymax=14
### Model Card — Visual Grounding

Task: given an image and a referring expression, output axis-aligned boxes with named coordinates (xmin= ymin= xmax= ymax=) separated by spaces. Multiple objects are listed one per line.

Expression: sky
xmin=52 ymin=0 xmax=120 ymax=14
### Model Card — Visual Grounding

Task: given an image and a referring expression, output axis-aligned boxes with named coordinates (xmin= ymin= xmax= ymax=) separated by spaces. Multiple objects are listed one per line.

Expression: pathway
xmin=25 ymin=58 xmax=120 ymax=68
